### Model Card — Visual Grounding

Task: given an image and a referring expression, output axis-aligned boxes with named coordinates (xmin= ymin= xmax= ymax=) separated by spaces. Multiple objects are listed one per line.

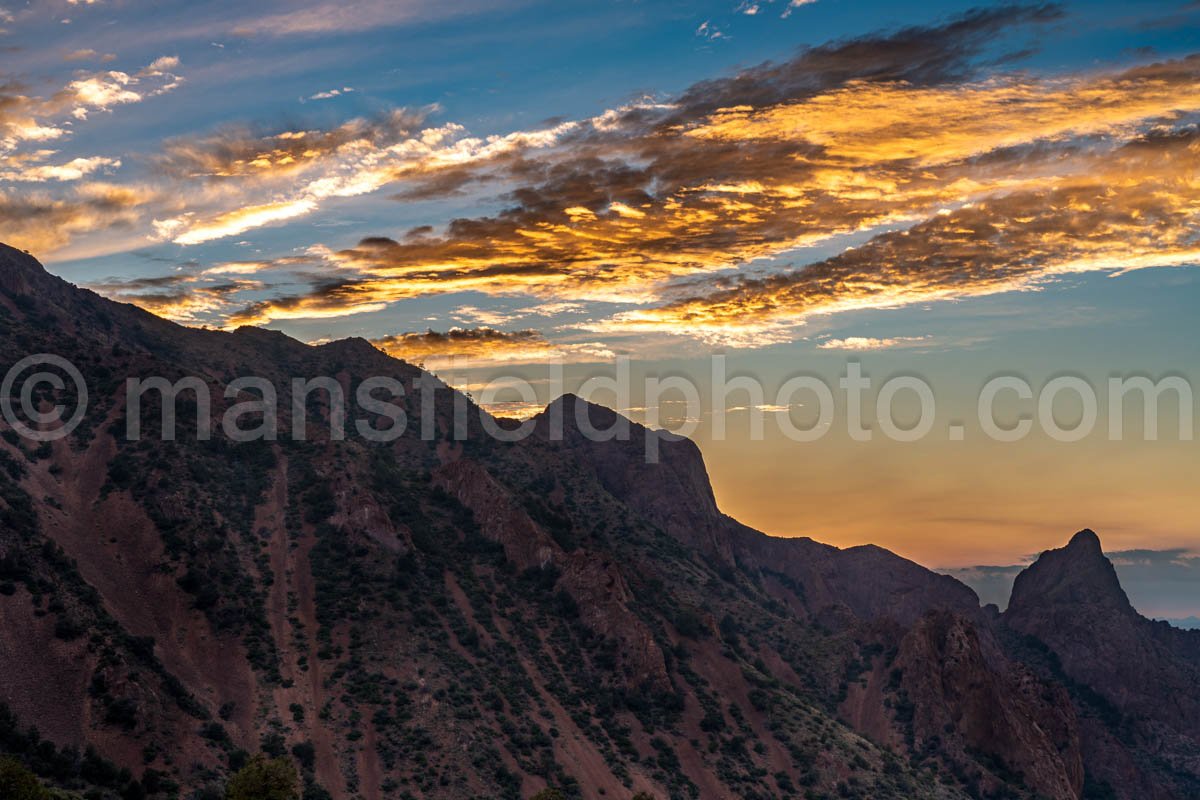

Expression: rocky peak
xmin=0 ymin=242 xmax=58 ymax=298
xmin=1007 ymin=529 xmax=1133 ymax=616
xmin=534 ymin=393 xmax=722 ymax=536
xmin=316 ymin=336 xmax=380 ymax=358
xmin=1064 ymin=528 xmax=1103 ymax=555
xmin=1004 ymin=528 xmax=1200 ymax=766
xmin=0 ymin=242 xmax=44 ymax=272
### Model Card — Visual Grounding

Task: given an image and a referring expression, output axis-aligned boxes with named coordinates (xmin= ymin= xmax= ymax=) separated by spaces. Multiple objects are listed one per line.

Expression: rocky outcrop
xmin=893 ymin=611 xmax=1083 ymax=800
xmin=1004 ymin=530 xmax=1200 ymax=798
xmin=732 ymin=529 xmax=985 ymax=628
xmin=1005 ymin=530 xmax=1200 ymax=738
xmin=432 ymin=458 xmax=670 ymax=690
xmin=532 ymin=394 xmax=734 ymax=561
xmin=536 ymin=394 xmax=983 ymax=629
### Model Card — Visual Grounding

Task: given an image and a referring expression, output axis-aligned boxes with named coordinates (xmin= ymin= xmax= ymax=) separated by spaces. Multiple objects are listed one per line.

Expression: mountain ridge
xmin=0 ymin=242 xmax=1197 ymax=800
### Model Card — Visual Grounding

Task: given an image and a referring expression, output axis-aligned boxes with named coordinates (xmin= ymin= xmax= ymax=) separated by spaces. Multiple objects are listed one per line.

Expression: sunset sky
xmin=2 ymin=0 xmax=1198 ymax=611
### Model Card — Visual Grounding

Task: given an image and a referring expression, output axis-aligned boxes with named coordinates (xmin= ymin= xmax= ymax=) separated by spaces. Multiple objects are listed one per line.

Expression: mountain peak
xmin=543 ymin=392 xmax=608 ymax=415
xmin=1007 ymin=529 xmax=1133 ymax=616
xmin=0 ymin=241 xmax=43 ymax=270
xmin=0 ymin=242 xmax=54 ymax=296
xmin=1065 ymin=528 xmax=1102 ymax=554
xmin=315 ymin=335 xmax=381 ymax=358
xmin=539 ymin=393 xmax=638 ymax=434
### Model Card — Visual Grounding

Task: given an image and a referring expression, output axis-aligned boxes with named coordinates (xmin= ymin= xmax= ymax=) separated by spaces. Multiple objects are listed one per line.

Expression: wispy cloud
xmin=1 ymin=56 xmax=183 ymax=154
xmin=0 ymin=154 xmax=120 ymax=182
xmin=226 ymin=0 xmax=490 ymax=38
xmin=0 ymin=183 xmax=151 ymax=254
xmin=147 ymin=107 xmax=580 ymax=245
xmin=86 ymin=270 xmax=260 ymax=324
xmin=307 ymin=87 xmax=354 ymax=101
xmin=696 ymin=20 xmax=728 ymax=41
xmin=818 ymin=336 xmax=930 ymax=351
xmin=64 ymin=49 xmax=117 ymax=63
xmin=781 ymin=0 xmax=818 ymax=18
xmin=372 ymin=327 xmax=613 ymax=368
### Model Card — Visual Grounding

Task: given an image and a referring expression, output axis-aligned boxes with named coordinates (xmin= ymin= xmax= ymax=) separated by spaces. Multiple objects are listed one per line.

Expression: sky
xmin=1 ymin=0 xmax=1198 ymax=613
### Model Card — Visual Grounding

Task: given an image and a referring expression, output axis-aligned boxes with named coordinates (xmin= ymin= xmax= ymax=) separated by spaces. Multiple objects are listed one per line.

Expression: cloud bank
xmin=13 ymin=3 xmax=1200 ymax=357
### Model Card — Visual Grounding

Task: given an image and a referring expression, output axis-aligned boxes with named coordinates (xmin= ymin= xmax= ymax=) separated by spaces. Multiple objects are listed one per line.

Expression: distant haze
xmin=943 ymin=547 xmax=1200 ymax=622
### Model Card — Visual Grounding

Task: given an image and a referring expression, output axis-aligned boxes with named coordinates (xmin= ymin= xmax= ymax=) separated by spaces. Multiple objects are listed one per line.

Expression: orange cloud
xmin=0 ymin=182 xmax=153 ymax=254
xmin=593 ymin=128 xmax=1200 ymax=343
xmin=65 ymin=8 xmax=1200 ymax=352
xmin=372 ymin=327 xmax=614 ymax=369
xmin=818 ymin=336 xmax=930 ymax=351
xmin=205 ymin=40 xmax=1200 ymax=330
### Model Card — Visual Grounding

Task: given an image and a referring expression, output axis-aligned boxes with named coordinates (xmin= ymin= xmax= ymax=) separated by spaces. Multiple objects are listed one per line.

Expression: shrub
xmin=290 ymin=742 xmax=315 ymax=771
xmin=225 ymin=755 xmax=299 ymax=800
xmin=0 ymin=757 xmax=50 ymax=800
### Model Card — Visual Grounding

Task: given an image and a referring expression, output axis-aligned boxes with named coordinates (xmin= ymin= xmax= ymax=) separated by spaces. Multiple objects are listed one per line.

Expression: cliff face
xmin=531 ymin=395 xmax=731 ymax=561
xmin=535 ymin=394 xmax=984 ymax=629
xmin=1003 ymin=530 xmax=1200 ymax=799
xmin=892 ymin=611 xmax=1083 ymax=800
xmin=1006 ymin=530 xmax=1200 ymax=737
xmin=1 ymin=243 xmax=1198 ymax=800
xmin=431 ymin=457 xmax=671 ymax=691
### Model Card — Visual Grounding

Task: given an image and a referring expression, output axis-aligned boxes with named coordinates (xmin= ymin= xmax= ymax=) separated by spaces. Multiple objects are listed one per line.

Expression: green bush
xmin=225 ymin=755 xmax=299 ymax=800
xmin=0 ymin=757 xmax=50 ymax=800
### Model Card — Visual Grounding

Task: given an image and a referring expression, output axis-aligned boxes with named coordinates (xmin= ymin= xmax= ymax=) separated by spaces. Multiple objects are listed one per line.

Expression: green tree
xmin=632 ymin=794 xmax=657 ymax=800
xmin=529 ymin=790 xmax=566 ymax=800
xmin=0 ymin=757 xmax=50 ymax=800
xmin=225 ymin=755 xmax=299 ymax=800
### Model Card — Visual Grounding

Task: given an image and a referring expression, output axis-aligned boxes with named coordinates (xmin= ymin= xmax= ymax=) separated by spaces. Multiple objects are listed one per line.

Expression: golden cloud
xmin=204 ymin=34 xmax=1200 ymax=330
xmin=372 ymin=327 xmax=614 ymax=369
xmin=592 ymin=128 xmax=1200 ymax=344
xmin=149 ymin=109 xmax=582 ymax=245
xmin=59 ymin=7 xmax=1200 ymax=352
xmin=0 ymin=154 xmax=120 ymax=182
xmin=0 ymin=182 xmax=153 ymax=254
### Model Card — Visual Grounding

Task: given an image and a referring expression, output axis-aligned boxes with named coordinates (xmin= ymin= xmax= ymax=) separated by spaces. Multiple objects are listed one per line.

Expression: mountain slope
xmin=0 ymin=242 xmax=1193 ymax=800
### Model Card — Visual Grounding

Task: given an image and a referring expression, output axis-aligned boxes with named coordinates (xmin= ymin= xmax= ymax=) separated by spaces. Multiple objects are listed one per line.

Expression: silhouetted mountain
xmin=1003 ymin=530 xmax=1200 ymax=800
xmin=1 ymin=242 xmax=1197 ymax=799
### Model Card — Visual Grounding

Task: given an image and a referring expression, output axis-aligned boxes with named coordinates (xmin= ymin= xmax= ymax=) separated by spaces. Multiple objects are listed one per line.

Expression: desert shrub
xmin=225 ymin=755 xmax=299 ymax=800
xmin=0 ymin=757 xmax=49 ymax=800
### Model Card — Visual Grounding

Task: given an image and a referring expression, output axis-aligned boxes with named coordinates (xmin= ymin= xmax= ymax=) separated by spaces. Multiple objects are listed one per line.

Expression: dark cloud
xmin=152 ymin=108 xmax=428 ymax=180
xmin=87 ymin=271 xmax=259 ymax=323
xmin=659 ymin=3 xmax=1063 ymax=125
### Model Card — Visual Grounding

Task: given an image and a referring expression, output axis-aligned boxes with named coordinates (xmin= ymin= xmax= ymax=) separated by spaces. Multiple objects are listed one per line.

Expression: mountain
xmin=1162 ymin=616 xmax=1200 ymax=630
xmin=1003 ymin=531 xmax=1200 ymax=800
xmin=0 ymin=241 xmax=1196 ymax=800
